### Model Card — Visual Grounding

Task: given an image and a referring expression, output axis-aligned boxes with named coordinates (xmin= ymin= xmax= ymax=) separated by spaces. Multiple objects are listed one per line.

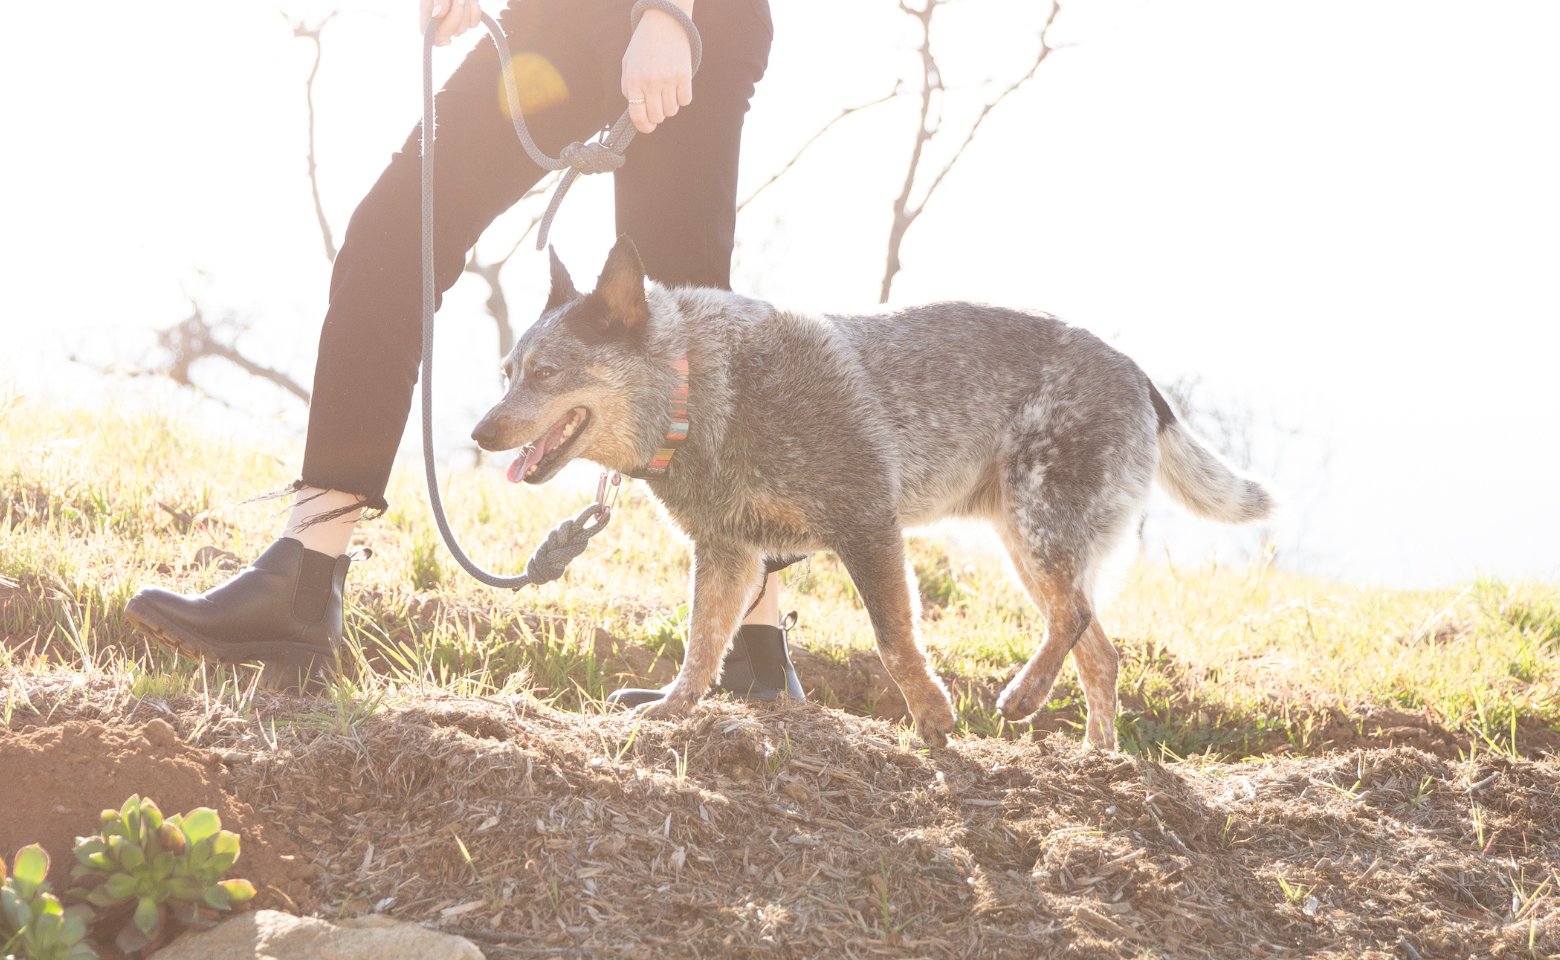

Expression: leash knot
xmin=522 ymin=504 xmax=611 ymax=585
xmin=559 ymin=140 xmax=626 ymax=175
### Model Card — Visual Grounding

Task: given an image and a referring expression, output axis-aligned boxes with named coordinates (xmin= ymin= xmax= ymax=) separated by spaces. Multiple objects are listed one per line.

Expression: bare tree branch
xmin=880 ymin=0 xmax=1061 ymax=303
xmin=287 ymin=10 xmax=340 ymax=264
xmin=152 ymin=304 xmax=312 ymax=404
xmin=736 ymin=87 xmax=903 ymax=214
xmin=464 ymin=176 xmax=558 ymax=360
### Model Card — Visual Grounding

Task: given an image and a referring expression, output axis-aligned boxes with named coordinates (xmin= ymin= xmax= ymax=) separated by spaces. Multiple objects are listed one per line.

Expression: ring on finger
xmin=628 ymin=98 xmax=645 ymax=104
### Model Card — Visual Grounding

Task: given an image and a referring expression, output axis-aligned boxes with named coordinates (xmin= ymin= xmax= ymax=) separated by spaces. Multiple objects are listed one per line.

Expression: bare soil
xmin=4 ymin=672 xmax=1557 ymax=960
xmin=0 ymin=717 xmax=310 ymax=911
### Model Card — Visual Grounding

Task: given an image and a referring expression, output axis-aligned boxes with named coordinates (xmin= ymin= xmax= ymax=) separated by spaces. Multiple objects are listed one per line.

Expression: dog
xmin=471 ymin=237 xmax=1274 ymax=749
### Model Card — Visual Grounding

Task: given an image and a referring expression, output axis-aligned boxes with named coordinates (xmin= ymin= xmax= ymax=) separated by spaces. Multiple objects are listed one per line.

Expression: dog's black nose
xmin=471 ymin=420 xmax=498 ymax=449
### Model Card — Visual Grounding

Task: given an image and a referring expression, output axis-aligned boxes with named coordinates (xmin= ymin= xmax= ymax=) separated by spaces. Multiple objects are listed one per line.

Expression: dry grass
xmin=4 ymin=392 xmax=1557 ymax=760
xmin=5 ymin=393 xmax=1560 ymax=957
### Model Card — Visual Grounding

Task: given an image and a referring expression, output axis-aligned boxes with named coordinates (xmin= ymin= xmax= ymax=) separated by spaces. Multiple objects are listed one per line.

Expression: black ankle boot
xmin=125 ymin=538 xmax=352 ymax=691
xmin=608 ymin=613 xmax=805 ymax=709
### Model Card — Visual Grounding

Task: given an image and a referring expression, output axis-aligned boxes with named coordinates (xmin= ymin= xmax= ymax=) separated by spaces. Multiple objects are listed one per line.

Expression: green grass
xmin=3 ymin=390 xmax=1558 ymax=758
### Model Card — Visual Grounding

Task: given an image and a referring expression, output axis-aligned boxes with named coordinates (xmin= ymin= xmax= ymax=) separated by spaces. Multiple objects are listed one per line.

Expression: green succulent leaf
xmin=13 ymin=846 xmax=48 ymax=895
xmin=180 ymin=809 xmax=221 ymax=846
xmin=186 ymin=840 xmax=211 ymax=873
xmin=85 ymin=888 xmax=122 ymax=909
xmin=103 ymin=873 xmax=137 ymax=901
xmin=71 ymin=841 xmax=106 ymax=868
xmin=218 ymin=879 xmax=256 ymax=904
xmin=157 ymin=824 xmax=187 ymax=857
xmin=118 ymin=843 xmax=146 ymax=872
xmin=33 ymin=911 xmax=63 ymax=939
xmin=166 ymin=878 xmax=203 ymax=902
xmin=120 ymin=797 xmax=142 ymax=840
xmin=115 ymin=917 xmax=150 ymax=955
xmin=201 ymin=886 xmax=230 ymax=911
xmin=133 ymin=896 xmax=161 ymax=935
xmin=141 ymin=801 xmax=164 ymax=835
xmin=211 ymin=832 xmax=240 ymax=860
xmin=3 ymin=890 xmax=31 ymax=928
xmin=206 ymin=852 xmax=238 ymax=877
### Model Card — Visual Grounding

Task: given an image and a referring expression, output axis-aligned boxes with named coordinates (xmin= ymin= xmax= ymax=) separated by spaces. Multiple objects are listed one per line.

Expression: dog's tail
xmin=1148 ymin=383 xmax=1275 ymax=524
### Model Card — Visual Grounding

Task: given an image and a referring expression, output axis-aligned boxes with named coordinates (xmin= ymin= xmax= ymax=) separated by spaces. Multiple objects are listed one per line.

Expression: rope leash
xmin=419 ymin=1 xmax=701 ymax=589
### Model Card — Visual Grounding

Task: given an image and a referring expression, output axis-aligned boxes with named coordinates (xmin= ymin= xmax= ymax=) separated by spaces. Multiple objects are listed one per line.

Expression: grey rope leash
xmin=418 ymin=2 xmax=699 ymax=589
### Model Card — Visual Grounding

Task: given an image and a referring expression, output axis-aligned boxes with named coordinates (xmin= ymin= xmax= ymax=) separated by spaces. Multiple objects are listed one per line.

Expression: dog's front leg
xmin=836 ymin=533 xmax=956 ymax=747
xmin=636 ymin=541 xmax=763 ymax=720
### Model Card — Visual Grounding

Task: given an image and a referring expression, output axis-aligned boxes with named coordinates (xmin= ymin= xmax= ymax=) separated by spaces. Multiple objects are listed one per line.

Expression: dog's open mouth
xmin=506 ymin=407 xmax=589 ymax=484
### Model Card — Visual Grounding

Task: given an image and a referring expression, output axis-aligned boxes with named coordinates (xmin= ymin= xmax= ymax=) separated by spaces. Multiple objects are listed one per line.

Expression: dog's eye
xmin=532 ymin=366 xmax=558 ymax=381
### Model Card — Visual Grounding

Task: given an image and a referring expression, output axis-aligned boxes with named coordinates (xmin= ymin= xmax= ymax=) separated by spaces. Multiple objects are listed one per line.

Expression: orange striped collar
xmin=628 ymin=353 xmax=689 ymax=480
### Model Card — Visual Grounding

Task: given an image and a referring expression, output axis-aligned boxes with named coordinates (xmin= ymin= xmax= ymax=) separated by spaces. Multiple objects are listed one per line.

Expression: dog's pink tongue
xmin=506 ymin=445 xmax=541 ymax=484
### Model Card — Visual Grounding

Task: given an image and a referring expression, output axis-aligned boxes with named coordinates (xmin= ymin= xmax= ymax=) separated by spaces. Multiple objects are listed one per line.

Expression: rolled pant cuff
xmin=246 ymin=478 xmax=391 ymax=528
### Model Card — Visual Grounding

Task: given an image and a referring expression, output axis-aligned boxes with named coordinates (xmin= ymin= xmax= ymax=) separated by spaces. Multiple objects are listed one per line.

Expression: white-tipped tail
xmin=1154 ymin=420 xmax=1275 ymax=524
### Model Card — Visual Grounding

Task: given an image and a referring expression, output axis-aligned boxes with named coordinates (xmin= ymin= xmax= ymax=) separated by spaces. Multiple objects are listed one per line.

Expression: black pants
xmin=300 ymin=0 xmax=773 ymax=509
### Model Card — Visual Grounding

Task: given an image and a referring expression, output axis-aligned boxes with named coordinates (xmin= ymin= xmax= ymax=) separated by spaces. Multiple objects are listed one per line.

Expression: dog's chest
xmin=653 ymin=476 xmax=820 ymax=552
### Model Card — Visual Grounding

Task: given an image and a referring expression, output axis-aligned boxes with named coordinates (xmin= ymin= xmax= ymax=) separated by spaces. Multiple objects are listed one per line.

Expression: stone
xmin=152 ymin=910 xmax=484 ymax=960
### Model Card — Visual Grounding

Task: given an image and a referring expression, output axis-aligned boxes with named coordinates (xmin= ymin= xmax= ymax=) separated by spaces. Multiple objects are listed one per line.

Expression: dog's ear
xmin=593 ymin=235 xmax=649 ymax=330
xmin=545 ymin=245 xmax=579 ymax=311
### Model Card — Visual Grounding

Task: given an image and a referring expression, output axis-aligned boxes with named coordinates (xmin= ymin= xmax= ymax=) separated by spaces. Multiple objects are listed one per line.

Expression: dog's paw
xmin=907 ymin=684 xmax=956 ymax=749
xmin=632 ymin=694 xmax=695 ymax=721
xmin=1084 ymin=716 xmax=1120 ymax=753
xmin=995 ymin=679 xmax=1044 ymax=724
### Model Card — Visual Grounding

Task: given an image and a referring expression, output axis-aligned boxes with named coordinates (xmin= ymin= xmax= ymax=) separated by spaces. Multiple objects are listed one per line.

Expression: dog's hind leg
xmin=1072 ymin=618 xmax=1120 ymax=751
xmin=835 ymin=532 xmax=956 ymax=747
xmin=638 ymin=540 xmax=763 ymax=719
xmin=992 ymin=534 xmax=1094 ymax=732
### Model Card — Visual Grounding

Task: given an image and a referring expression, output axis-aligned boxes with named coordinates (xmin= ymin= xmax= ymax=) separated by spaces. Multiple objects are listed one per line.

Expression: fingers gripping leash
xmin=419 ymin=3 xmax=696 ymax=589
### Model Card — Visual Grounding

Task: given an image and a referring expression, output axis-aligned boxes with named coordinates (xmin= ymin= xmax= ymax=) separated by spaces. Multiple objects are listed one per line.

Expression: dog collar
xmin=628 ymin=353 xmax=689 ymax=480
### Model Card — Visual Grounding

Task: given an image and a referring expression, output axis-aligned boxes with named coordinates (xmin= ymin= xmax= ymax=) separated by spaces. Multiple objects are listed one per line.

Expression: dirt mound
xmin=6 ymin=676 xmax=1559 ymax=959
xmin=0 ymin=718 xmax=308 ymax=914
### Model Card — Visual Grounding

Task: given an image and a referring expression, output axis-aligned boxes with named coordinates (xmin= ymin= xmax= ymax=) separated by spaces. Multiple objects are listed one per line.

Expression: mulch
xmin=3 ymin=669 xmax=1557 ymax=959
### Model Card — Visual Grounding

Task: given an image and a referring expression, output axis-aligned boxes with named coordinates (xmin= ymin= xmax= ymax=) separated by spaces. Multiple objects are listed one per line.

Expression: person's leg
xmin=301 ymin=0 xmax=615 ymax=527
xmin=127 ymin=0 xmax=614 ymax=682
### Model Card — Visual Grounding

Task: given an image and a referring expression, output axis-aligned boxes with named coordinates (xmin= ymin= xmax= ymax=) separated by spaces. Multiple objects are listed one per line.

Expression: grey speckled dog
xmin=472 ymin=237 xmax=1274 ymax=749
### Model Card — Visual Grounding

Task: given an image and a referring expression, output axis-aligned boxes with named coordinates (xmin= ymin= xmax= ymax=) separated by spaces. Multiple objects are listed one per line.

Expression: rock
xmin=143 ymin=718 xmax=178 ymax=748
xmin=152 ymin=910 xmax=484 ymax=960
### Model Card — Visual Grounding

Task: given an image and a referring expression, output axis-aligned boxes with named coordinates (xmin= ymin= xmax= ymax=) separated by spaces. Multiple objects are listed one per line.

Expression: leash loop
xmin=420 ymin=3 xmax=694 ymax=589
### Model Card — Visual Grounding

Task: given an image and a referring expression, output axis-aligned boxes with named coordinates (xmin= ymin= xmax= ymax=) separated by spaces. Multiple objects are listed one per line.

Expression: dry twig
xmin=880 ymin=0 xmax=1062 ymax=303
xmin=286 ymin=9 xmax=341 ymax=264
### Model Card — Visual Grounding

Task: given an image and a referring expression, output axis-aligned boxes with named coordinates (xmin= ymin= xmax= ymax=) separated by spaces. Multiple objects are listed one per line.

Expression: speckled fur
xmin=474 ymin=239 xmax=1274 ymax=749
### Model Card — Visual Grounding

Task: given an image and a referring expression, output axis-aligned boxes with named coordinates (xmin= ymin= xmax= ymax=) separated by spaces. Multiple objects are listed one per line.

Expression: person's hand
xmin=420 ymin=0 xmax=482 ymax=47
xmin=621 ymin=3 xmax=694 ymax=134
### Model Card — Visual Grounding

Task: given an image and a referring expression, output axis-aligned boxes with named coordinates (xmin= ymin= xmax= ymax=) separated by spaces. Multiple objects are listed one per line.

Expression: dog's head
xmin=471 ymin=236 xmax=662 ymax=484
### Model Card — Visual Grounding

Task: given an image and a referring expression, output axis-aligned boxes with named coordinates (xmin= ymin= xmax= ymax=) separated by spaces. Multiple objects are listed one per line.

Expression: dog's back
xmin=673 ymin=297 xmax=1164 ymax=532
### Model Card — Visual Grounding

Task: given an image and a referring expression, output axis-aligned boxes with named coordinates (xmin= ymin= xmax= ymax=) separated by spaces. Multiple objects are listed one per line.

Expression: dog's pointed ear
xmin=545 ymin=245 xmax=578 ymax=310
xmin=594 ymin=235 xmax=648 ymax=329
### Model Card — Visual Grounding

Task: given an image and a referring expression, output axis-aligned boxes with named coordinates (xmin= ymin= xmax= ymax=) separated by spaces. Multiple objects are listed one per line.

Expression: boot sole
xmin=124 ymin=596 xmax=337 ymax=693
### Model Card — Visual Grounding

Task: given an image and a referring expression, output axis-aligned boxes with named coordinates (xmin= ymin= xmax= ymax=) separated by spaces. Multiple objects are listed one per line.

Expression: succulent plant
xmin=69 ymin=796 xmax=255 ymax=955
xmin=1 ymin=845 xmax=98 ymax=960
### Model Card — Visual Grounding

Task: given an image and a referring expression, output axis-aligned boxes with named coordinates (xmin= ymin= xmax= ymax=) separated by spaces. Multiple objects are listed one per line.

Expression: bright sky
xmin=1 ymin=0 xmax=1556 ymax=587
